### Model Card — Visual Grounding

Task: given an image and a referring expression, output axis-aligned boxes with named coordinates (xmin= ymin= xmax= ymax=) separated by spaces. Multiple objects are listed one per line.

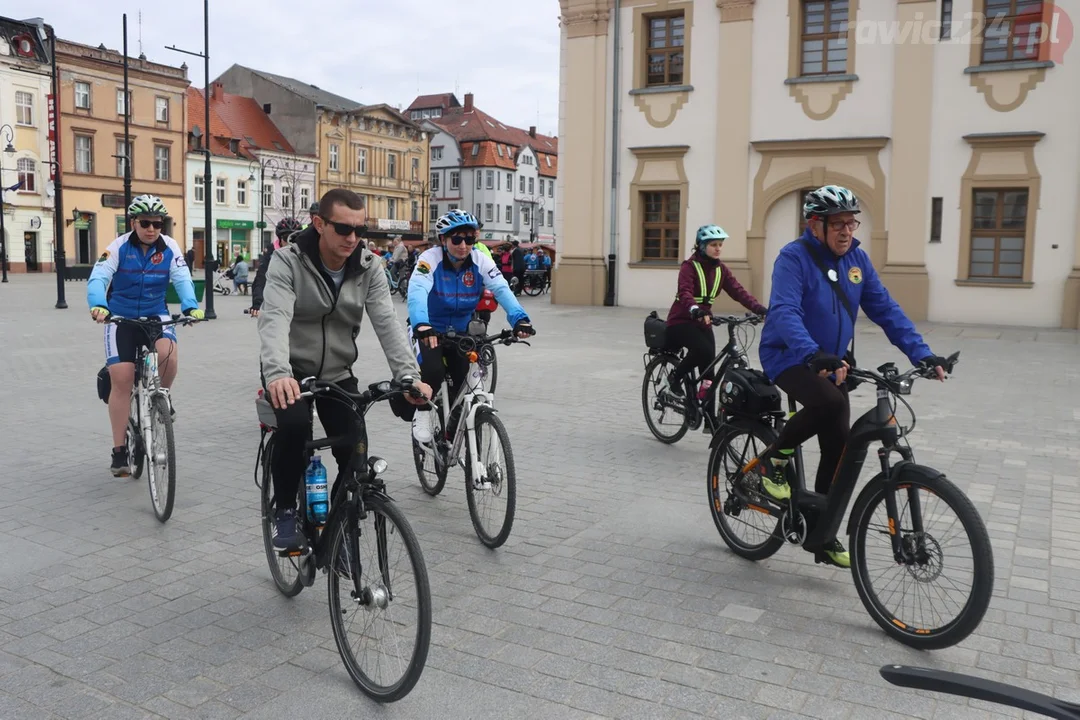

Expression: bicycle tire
xmin=148 ymin=395 xmax=176 ymax=522
xmin=126 ymin=417 xmax=145 ymax=480
xmin=523 ymin=279 xmax=543 ymax=297
xmin=465 ymin=408 xmax=517 ymax=548
xmin=850 ymin=473 xmax=994 ymax=650
xmin=328 ymin=494 xmax=431 ymax=702
xmin=642 ymin=353 xmax=690 ymax=444
xmin=259 ymin=436 xmax=306 ymax=598
xmin=707 ymin=419 xmax=785 ymax=561
xmin=480 ymin=351 xmax=498 ymax=395
xmin=412 ymin=404 xmax=448 ymax=496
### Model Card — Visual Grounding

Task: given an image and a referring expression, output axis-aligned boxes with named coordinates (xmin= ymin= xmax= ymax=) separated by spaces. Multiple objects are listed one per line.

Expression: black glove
xmin=513 ymin=321 xmax=536 ymax=336
xmin=919 ymin=355 xmax=949 ymax=374
xmin=807 ymin=351 xmax=844 ymax=374
xmin=689 ymin=305 xmax=705 ymax=320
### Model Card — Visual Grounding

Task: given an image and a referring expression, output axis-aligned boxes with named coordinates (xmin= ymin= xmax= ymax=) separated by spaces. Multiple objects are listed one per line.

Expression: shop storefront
xmin=216 ymin=218 xmax=254 ymax=262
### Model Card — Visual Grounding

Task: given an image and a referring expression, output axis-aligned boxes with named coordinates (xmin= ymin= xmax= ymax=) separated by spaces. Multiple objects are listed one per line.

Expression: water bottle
xmin=697 ymin=379 xmax=713 ymax=401
xmin=305 ymin=456 xmax=329 ymax=525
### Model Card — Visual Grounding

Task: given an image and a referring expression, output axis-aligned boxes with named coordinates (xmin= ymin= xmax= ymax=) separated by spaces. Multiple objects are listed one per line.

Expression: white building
xmin=410 ymin=92 xmax=558 ymax=246
xmin=0 ymin=17 xmax=56 ymax=274
xmin=185 ymin=84 xmax=316 ymax=267
xmin=554 ymin=0 xmax=1080 ymax=329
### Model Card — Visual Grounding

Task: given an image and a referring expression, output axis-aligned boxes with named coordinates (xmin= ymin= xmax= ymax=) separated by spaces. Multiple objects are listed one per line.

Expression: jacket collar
xmin=129 ymin=235 xmax=165 ymax=256
xmin=799 ymin=227 xmax=861 ymax=261
xmin=690 ymin=250 xmax=720 ymax=268
xmin=292 ymin=225 xmax=371 ymax=276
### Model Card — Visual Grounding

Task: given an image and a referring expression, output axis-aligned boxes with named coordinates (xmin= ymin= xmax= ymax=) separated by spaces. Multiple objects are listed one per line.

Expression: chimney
xmin=208 ymin=81 xmax=224 ymax=99
xmin=529 ymin=126 xmax=536 ymax=138
xmin=463 ymin=92 xmax=473 ymax=113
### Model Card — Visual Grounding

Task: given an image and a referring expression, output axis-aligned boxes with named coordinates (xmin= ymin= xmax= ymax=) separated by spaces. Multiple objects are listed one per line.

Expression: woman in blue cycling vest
xmin=664 ymin=225 xmax=767 ymax=408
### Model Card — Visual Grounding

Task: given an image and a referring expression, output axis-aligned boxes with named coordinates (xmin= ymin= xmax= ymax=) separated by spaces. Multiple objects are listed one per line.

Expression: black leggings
xmin=772 ymin=365 xmax=851 ymax=495
xmin=666 ymin=322 xmax=716 ymax=384
xmin=416 ymin=341 xmax=470 ymax=412
xmin=270 ymin=376 xmax=360 ymax=511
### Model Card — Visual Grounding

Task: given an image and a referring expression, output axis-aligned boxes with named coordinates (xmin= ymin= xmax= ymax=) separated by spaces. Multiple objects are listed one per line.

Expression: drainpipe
xmin=603 ymin=0 xmax=621 ymax=307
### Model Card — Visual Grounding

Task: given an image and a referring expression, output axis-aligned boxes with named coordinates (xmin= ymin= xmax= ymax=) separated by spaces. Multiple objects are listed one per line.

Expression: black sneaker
xmin=272 ymin=508 xmax=300 ymax=549
xmin=110 ymin=447 xmax=130 ymax=477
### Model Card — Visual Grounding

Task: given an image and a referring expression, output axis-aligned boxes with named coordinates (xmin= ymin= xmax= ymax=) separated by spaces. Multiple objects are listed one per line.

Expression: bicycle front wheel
xmin=465 ymin=408 xmax=517 ymax=548
xmin=147 ymin=395 xmax=176 ymax=522
xmin=850 ymin=473 xmax=994 ymax=650
xmin=642 ymin=353 xmax=690 ymax=444
xmin=328 ymin=494 xmax=431 ymax=702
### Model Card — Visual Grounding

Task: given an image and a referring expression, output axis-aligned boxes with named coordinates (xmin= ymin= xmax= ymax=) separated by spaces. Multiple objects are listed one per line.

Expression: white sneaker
xmin=412 ymin=411 xmax=435 ymax=444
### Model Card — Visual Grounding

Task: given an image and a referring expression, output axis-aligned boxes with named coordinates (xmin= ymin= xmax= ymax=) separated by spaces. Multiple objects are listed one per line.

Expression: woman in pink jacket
xmin=664 ymin=224 xmax=767 ymax=401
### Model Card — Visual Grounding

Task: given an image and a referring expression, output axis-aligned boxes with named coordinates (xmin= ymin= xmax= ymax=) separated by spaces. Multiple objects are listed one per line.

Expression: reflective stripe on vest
xmin=692 ymin=260 xmax=722 ymax=304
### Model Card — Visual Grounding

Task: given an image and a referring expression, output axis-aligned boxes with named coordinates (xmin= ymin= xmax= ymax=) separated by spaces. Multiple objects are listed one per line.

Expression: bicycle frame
xmin=432 ymin=356 xmax=492 ymax=482
xmin=717 ymin=359 xmax=955 ymax=555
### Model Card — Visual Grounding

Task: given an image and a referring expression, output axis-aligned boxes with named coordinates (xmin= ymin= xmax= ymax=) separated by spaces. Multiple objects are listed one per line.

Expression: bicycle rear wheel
xmin=328 ymin=494 xmax=431 ymax=702
xmin=412 ymin=406 xmax=448 ymax=496
xmin=147 ymin=395 xmax=176 ymax=522
xmin=259 ymin=435 xmax=308 ymax=597
xmin=642 ymin=353 xmax=690 ymax=444
xmin=850 ymin=473 xmax=994 ymax=650
xmin=465 ymin=408 xmax=517 ymax=548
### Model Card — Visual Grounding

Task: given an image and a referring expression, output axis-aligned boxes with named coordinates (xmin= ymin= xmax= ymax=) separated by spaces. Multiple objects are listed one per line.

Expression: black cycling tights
xmin=666 ymin=322 xmax=716 ymax=385
xmin=772 ymin=365 xmax=851 ymax=495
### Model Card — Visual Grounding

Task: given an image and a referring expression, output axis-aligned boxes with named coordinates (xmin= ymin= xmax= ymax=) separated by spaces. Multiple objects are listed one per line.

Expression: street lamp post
xmin=248 ymin=156 xmax=285 ymax=251
xmin=0 ymin=124 xmax=16 ymax=283
xmin=166 ymin=0 xmax=216 ymax=319
xmin=48 ymin=25 xmax=67 ymax=308
xmin=409 ymin=179 xmax=432 ymax=238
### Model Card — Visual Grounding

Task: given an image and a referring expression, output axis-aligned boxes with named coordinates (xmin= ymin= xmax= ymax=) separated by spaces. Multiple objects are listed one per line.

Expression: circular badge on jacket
xmin=848 ymin=266 xmax=863 ymax=284
xmin=462 ymin=270 xmax=475 ymax=288
xmin=150 ymin=252 xmax=164 ymax=265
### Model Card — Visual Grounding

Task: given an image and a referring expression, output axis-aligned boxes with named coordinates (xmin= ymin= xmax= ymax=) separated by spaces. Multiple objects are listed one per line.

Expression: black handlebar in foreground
xmin=880 ymin=665 xmax=1080 ymax=719
xmin=298 ymin=376 xmax=425 ymax=406
xmin=847 ymin=350 xmax=960 ymax=395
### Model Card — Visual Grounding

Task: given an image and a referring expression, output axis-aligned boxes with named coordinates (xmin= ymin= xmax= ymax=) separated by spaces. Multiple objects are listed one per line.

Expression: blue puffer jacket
xmin=87 ymin=233 xmax=198 ymax=317
xmin=407 ymin=245 xmax=528 ymax=333
xmin=758 ymin=229 xmax=932 ymax=382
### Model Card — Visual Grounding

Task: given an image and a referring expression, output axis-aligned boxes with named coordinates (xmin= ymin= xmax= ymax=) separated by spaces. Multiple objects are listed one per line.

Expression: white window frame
xmin=300 ymin=186 xmax=310 ymax=210
xmin=115 ymin=139 xmax=131 ymax=178
xmin=194 ymin=175 xmax=205 ymax=203
xmin=74 ymin=81 xmax=91 ymax=109
xmin=387 ymin=153 xmax=397 ymax=179
xmin=505 ymin=205 xmax=512 ymax=224
xmin=485 ymin=203 xmax=493 ymax=222
xmin=237 ymin=179 xmax=248 ymax=206
xmin=281 ymin=185 xmax=291 ymax=209
xmin=75 ymin=135 xmax=93 ymax=173
xmin=263 ymin=183 xmax=274 ymax=208
xmin=117 ymin=89 xmax=132 ymax=117
xmin=154 ymin=145 xmax=170 ymax=181
xmin=356 ymin=147 xmax=367 ymax=174
xmin=329 ymin=143 xmax=339 ymax=171
xmin=15 ymin=91 xmax=34 ymax=126
xmin=430 ymin=171 xmax=440 ymax=192
xmin=387 ymin=197 xmax=397 ymax=219
xmin=16 ymin=158 xmax=36 ymax=192
xmin=450 ymin=171 xmax=460 ymax=190
xmin=155 ymin=96 xmax=169 ymax=123
xmin=486 ymin=170 xmax=494 ymax=189
xmin=215 ymin=176 xmax=227 ymax=204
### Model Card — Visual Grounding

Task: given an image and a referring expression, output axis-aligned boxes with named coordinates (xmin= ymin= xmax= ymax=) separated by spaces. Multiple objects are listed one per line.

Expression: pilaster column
xmin=712 ymin=0 xmax=757 ymax=306
xmin=1063 ymin=179 xmax=1080 ymax=328
xmin=552 ymin=0 xmax=611 ymax=305
xmin=880 ymin=0 xmax=935 ymax=321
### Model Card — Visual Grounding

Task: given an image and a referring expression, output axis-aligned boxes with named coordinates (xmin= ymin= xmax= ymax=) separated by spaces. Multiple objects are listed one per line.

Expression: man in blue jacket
xmin=407 ymin=209 xmax=535 ymax=443
xmin=754 ymin=185 xmax=948 ymax=567
xmin=88 ymin=195 xmax=203 ymax=475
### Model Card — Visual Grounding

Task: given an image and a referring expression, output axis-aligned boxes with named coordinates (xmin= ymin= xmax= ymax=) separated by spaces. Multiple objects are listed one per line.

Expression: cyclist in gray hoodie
xmin=258 ymin=188 xmax=432 ymax=549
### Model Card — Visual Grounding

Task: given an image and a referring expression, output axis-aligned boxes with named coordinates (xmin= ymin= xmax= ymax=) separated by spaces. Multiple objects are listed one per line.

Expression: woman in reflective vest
xmin=663 ymin=224 xmax=768 ymax=399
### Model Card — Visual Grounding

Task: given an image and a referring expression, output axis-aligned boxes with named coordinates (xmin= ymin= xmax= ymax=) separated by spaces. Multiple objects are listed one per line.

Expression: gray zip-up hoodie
xmin=257 ymin=227 xmax=420 ymax=386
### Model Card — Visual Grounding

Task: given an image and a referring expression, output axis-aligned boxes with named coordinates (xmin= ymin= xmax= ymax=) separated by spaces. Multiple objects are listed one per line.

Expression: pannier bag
xmin=718 ymin=367 xmax=782 ymax=417
xmin=644 ymin=311 xmax=667 ymax=351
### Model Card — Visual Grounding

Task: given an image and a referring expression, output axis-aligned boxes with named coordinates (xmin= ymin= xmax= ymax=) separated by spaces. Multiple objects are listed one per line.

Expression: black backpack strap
xmin=800 ymin=239 xmax=857 ymax=358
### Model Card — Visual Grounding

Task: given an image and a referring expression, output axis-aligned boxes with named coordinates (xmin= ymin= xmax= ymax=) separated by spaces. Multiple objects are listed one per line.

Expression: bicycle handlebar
xmin=846 ymin=351 xmax=960 ymax=395
xmin=709 ymin=313 xmax=765 ymax=328
xmin=104 ymin=313 xmax=205 ymax=328
xmin=880 ymin=665 xmax=1080 ymax=719
xmin=440 ymin=327 xmax=533 ymax=349
xmin=298 ymin=376 xmax=425 ymax=406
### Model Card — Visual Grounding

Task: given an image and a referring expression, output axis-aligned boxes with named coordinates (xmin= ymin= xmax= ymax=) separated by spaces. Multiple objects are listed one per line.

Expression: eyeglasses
xmin=138 ymin=220 xmax=164 ymax=230
xmin=827 ymin=219 xmax=861 ymax=232
xmin=320 ymin=217 xmax=366 ymax=238
xmin=446 ymin=234 xmax=478 ymax=246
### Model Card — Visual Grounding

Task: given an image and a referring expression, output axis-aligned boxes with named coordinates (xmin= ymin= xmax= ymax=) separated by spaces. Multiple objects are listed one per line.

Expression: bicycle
xmin=707 ymin=352 xmax=994 ymax=649
xmin=410 ymin=327 xmax=529 ymax=548
xmin=641 ymin=313 xmax=764 ymax=444
xmin=522 ymin=269 xmax=547 ymax=296
xmin=385 ymin=262 xmax=409 ymax=301
xmin=880 ymin=665 xmax=1080 ymax=719
xmin=104 ymin=314 xmax=202 ymax=522
xmin=254 ymin=376 xmax=432 ymax=701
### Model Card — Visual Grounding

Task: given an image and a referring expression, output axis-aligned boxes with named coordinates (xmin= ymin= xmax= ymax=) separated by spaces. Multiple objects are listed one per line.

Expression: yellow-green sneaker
xmin=760 ymin=469 xmax=791 ymax=501
xmin=816 ymin=539 xmax=850 ymax=568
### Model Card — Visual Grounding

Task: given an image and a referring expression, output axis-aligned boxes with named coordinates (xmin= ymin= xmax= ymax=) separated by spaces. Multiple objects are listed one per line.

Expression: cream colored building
xmin=555 ymin=0 xmax=1080 ymax=329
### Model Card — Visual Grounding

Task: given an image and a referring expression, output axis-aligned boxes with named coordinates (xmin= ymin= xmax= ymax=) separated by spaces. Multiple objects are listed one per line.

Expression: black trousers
xmin=269 ymin=376 xmax=360 ymax=511
xmin=667 ymin=322 xmax=717 ymax=384
xmin=416 ymin=342 xmax=470 ymax=411
xmin=772 ymin=365 xmax=851 ymax=495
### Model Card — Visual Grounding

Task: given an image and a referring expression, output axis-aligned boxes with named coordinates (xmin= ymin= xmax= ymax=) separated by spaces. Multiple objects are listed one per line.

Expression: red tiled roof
xmin=187 ymin=86 xmax=300 ymax=160
xmin=460 ymin=141 xmax=517 ymax=170
xmin=407 ymin=93 xmax=461 ymax=113
xmin=430 ymin=97 xmax=558 ymax=174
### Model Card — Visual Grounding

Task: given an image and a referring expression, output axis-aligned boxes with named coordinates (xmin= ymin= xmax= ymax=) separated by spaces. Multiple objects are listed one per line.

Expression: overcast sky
xmin=24 ymin=0 xmax=561 ymax=136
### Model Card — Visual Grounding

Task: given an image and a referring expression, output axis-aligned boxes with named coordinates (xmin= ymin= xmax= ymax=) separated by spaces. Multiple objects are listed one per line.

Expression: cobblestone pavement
xmin=1 ymin=274 xmax=1078 ymax=720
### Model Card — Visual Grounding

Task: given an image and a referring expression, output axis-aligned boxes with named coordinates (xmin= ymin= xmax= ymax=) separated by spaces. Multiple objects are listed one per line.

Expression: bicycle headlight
xmin=897 ymin=377 xmax=913 ymax=395
xmin=369 ymin=457 xmax=388 ymax=475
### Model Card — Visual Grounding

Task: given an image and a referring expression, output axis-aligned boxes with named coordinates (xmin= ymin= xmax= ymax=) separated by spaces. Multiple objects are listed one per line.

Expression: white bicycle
xmin=106 ymin=314 xmax=202 ymax=522
xmin=410 ymin=326 xmax=531 ymax=548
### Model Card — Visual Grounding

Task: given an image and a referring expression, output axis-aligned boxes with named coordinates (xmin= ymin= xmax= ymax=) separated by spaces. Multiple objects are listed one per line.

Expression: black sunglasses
xmin=447 ymin=234 xmax=477 ymax=246
xmin=138 ymin=220 xmax=164 ymax=230
xmin=320 ymin=216 xmax=366 ymax=238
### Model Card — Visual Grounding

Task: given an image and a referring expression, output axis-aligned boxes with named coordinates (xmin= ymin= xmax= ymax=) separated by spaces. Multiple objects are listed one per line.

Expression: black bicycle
xmin=641 ymin=313 xmax=764 ymax=443
xmin=707 ymin=353 xmax=994 ymax=649
xmin=254 ymin=377 xmax=432 ymax=702
xmin=880 ymin=665 xmax=1080 ymax=719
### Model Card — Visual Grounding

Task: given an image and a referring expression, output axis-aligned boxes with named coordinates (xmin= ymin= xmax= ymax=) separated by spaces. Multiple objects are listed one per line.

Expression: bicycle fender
xmin=845 ymin=462 xmax=944 ymax=537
